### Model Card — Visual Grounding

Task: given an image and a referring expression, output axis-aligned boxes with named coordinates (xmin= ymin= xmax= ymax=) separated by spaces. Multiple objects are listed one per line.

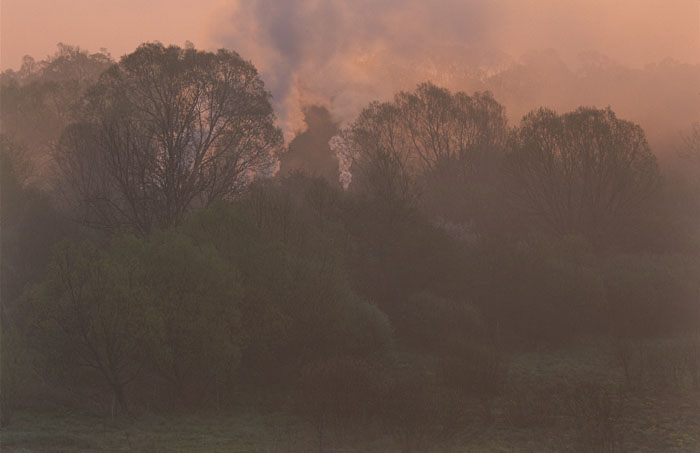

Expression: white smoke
xmin=207 ymin=0 xmax=700 ymax=149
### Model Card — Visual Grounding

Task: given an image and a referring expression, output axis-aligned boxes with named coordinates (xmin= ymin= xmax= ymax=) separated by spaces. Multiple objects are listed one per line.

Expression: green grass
xmin=3 ymin=337 xmax=699 ymax=452
xmin=1 ymin=410 xmax=400 ymax=452
xmin=1 ymin=411 xmax=319 ymax=452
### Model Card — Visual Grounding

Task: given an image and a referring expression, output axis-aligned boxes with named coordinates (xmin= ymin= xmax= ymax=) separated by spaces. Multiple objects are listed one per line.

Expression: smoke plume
xmin=208 ymin=0 xmax=700 ymax=150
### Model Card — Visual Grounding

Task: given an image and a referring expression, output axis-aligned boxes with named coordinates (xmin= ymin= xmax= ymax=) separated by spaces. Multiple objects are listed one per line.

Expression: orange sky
xmin=2 ymin=0 xmax=698 ymax=145
xmin=0 ymin=0 xmax=219 ymax=69
xmin=1 ymin=0 xmax=698 ymax=70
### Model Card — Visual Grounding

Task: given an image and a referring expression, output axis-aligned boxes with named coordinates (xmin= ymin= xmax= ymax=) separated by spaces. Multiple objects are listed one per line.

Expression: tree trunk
xmin=114 ymin=383 xmax=128 ymax=415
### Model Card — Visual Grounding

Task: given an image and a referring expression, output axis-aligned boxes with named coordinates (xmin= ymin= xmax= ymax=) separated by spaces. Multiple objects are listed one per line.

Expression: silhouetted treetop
xmin=337 ymin=82 xmax=508 ymax=224
xmin=506 ymin=106 xmax=660 ymax=242
xmin=55 ymin=43 xmax=283 ymax=233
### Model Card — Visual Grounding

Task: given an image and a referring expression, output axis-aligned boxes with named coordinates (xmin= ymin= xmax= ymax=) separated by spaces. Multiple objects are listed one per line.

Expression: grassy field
xmin=3 ymin=337 xmax=699 ymax=452
xmin=1 ymin=410 xmax=327 ymax=452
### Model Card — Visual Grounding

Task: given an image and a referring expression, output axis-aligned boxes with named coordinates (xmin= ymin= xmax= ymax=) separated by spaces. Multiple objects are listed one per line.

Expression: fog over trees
xmin=1 ymin=41 xmax=699 ymax=451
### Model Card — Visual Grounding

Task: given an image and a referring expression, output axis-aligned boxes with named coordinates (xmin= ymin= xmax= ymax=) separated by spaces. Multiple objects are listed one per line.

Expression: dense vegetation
xmin=2 ymin=43 xmax=699 ymax=452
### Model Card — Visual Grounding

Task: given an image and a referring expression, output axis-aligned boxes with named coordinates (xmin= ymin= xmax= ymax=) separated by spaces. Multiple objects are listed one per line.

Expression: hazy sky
xmin=2 ymin=0 xmax=697 ymax=70
xmin=2 ymin=0 xmax=698 ymax=141
xmin=0 ymin=0 xmax=220 ymax=69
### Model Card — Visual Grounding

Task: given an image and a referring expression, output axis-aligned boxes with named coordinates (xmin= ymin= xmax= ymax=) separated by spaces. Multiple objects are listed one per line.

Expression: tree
xmin=55 ymin=43 xmax=283 ymax=233
xmin=137 ymin=230 xmax=242 ymax=409
xmin=30 ymin=240 xmax=147 ymax=413
xmin=1 ymin=135 xmax=75 ymax=425
xmin=0 ymin=44 xmax=113 ymax=181
xmin=337 ymin=82 xmax=508 ymax=224
xmin=505 ymin=107 xmax=660 ymax=243
xmin=182 ymin=186 xmax=393 ymax=402
xmin=395 ymin=83 xmax=507 ymax=175
xmin=603 ymin=253 xmax=700 ymax=338
xmin=680 ymin=122 xmax=700 ymax=162
xmin=28 ymin=231 xmax=243 ymax=413
xmin=337 ymin=100 xmax=420 ymax=213
xmin=396 ymin=84 xmax=508 ymax=227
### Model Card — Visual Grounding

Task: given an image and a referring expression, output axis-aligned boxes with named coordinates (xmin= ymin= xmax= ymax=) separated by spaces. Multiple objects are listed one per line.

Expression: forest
xmin=1 ymin=42 xmax=699 ymax=452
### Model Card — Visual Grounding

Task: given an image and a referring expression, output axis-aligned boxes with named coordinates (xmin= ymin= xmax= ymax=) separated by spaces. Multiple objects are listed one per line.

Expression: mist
xmin=210 ymin=0 xmax=700 ymax=148
xmin=2 ymin=2 xmax=700 ymax=451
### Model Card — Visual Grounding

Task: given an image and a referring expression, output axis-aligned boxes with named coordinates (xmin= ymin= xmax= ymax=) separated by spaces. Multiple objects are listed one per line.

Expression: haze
xmin=3 ymin=0 xmax=699 ymax=142
xmin=4 ymin=0 xmax=697 ymax=69
xmin=3 ymin=1 xmax=700 ymax=450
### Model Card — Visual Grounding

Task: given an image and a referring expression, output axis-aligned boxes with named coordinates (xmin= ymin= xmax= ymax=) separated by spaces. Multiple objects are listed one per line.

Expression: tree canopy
xmin=55 ymin=43 xmax=283 ymax=233
xmin=506 ymin=107 xmax=660 ymax=242
xmin=337 ymin=82 xmax=508 ymax=225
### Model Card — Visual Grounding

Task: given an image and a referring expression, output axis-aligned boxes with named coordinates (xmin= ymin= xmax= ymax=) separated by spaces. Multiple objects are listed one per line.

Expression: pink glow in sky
xmin=2 ymin=0 xmax=698 ymax=71
xmin=1 ymin=0 xmax=220 ymax=70
xmin=2 ymin=0 xmax=698 ymax=145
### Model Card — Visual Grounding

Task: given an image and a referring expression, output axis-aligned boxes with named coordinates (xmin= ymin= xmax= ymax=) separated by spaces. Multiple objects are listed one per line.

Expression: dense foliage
xmin=1 ymin=43 xmax=698 ymax=451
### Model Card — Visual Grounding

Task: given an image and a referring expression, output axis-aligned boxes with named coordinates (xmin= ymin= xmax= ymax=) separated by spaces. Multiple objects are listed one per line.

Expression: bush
xmin=393 ymin=292 xmax=484 ymax=353
xmin=181 ymin=198 xmax=394 ymax=406
xmin=134 ymin=231 xmax=243 ymax=410
xmin=481 ymin=236 xmax=606 ymax=344
xmin=604 ymin=254 xmax=700 ymax=338
xmin=27 ymin=232 xmax=243 ymax=414
xmin=28 ymin=240 xmax=150 ymax=414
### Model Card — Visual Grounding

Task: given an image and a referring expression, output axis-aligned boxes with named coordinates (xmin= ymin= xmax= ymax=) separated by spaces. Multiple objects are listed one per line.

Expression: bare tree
xmin=397 ymin=83 xmax=507 ymax=174
xmin=337 ymin=82 xmax=508 ymax=224
xmin=506 ymin=107 xmax=660 ymax=241
xmin=396 ymin=83 xmax=508 ymax=225
xmin=55 ymin=43 xmax=283 ymax=233
xmin=337 ymin=101 xmax=420 ymax=213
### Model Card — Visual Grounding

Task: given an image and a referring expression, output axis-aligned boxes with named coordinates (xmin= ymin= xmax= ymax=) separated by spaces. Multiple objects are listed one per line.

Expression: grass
xmin=1 ymin=411 xmax=319 ymax=452
xmin=1 ymin=410 xmax=399 ymax=452
xmin=3 ymin=337 xmax=699 ymax=452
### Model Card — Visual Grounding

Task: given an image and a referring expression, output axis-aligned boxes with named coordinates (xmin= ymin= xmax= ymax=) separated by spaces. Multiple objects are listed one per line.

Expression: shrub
xmin=393 ymin=292 xmax=484 ymax=353
xmin=484 ymin=236 xmax=606 ymax=344
xmin=604 ymin=254 xmax=700 ymax=338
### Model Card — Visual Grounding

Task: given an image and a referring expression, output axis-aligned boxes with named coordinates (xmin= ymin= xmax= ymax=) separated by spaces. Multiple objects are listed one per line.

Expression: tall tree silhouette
xmin=506 ymin=107 xmax=660 ymax=242
xmin=55 ymin=43 xmax=283 ymax=233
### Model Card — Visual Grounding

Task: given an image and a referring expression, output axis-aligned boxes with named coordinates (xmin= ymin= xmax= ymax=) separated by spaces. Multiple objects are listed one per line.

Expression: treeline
xmin=1 ymin=43 xmax=699 ymax=449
